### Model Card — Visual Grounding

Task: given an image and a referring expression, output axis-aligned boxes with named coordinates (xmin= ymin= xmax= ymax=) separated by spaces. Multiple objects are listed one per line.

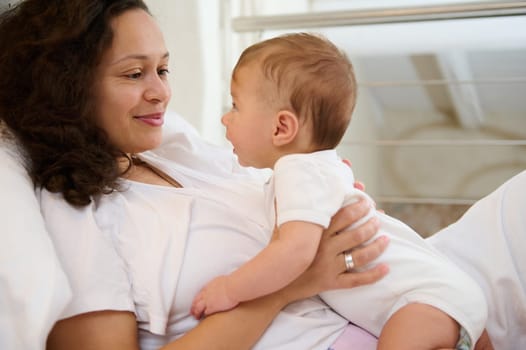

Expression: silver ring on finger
xmin=343 ymin=250 xmax=355 ymax=272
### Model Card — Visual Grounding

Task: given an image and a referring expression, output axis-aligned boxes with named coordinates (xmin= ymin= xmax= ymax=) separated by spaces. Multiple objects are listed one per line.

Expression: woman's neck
xmin=121 ymin=155 xmax=182 ymax=188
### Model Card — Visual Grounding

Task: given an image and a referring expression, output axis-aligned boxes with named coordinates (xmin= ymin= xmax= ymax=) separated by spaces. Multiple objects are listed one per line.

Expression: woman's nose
xmin=145 ymin=76 xmax=171 ymax=103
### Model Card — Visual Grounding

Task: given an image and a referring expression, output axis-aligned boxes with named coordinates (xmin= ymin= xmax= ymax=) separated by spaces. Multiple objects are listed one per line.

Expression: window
xmin=224 ymin=0 xmax=526 ymax=235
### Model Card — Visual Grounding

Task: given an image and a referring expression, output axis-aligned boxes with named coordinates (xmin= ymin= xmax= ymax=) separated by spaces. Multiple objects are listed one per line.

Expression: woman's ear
xmin=272 ymin=111 xmax=299 ymax=146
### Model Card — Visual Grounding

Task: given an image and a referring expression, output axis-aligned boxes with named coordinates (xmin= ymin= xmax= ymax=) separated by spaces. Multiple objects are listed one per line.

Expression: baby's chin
xmin=237 ymin=158 xmax=252 ymax=167
xmin=236 ymin=156 xmax=258 ymax=169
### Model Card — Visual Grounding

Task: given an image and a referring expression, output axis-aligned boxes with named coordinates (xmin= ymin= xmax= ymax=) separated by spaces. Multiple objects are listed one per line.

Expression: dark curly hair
xmin=0 ymin=0 xmax=150 ymax=206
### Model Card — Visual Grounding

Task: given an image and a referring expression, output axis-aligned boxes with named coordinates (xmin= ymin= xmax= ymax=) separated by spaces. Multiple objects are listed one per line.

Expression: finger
xmin=336 ymin=264 xmax=389 ymax=289
xmin=353 ymin=180 xmax=365 ymax=191
xmin=191 ymin=297 xmax=205 ymax=319
xmin=204 ymin=304 xmax=217 ymax=317
xmin=328 ymin=215 xmax=381 ymax=254
xmin=340 ymin=250 xmax=356 ymax=273
xmin=349 ymin=235 xmax=389 ymax=268
xmin=327 ymin=198 xmax=371 ymax=235
xmin=342 ymin=158 xmax=352 ymax=167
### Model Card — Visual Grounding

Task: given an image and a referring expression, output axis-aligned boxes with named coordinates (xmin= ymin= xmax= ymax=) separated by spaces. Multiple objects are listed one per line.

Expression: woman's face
xmin=93 ymin=8 xmax=171 ymax=154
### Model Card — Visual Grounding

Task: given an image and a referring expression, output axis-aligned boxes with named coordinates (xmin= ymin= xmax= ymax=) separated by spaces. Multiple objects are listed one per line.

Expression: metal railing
xmin=232 ymin=1 xmax=526 ymax=32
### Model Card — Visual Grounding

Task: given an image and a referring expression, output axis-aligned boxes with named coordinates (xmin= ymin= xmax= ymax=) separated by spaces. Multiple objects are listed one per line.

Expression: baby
xmin=191 ymin=32 xmax=487 ymax=349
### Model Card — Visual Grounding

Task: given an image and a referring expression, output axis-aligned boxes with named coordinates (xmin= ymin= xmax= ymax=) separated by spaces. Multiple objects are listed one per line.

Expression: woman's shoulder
xmin=0 ymin=120 xmax=27 ymax=167
xmin=38 ymin=186 xmax=125 ymax=237
xmin=38 ymin=188 xmax=134 ymax=319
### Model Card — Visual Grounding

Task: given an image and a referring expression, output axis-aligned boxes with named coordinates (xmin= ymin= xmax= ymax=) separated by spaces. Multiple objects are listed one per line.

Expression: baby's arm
xmin=191 ymin=221 xmax=323 ymax=318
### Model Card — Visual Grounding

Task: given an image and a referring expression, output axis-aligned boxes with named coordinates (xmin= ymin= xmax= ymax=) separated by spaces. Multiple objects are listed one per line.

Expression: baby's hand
xmin=190 ymin=275 xmax=238 ymax=319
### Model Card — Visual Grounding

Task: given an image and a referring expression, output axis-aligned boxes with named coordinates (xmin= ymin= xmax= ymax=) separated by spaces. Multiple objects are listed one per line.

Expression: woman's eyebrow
xmin=110 ymin=52 xmax=170 ymax=65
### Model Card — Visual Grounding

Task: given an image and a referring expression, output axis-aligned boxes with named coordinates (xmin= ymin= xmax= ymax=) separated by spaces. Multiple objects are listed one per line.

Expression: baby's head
xmin=231 ymin=33 xmax=356 ymax=153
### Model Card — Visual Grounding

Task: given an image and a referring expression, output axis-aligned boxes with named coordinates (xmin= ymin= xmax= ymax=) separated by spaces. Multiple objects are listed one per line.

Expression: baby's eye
xmin=231 ymin=102 xmax=238 ymax=111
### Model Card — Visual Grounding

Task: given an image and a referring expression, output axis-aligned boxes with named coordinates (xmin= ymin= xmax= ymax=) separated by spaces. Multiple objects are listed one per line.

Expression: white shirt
xmin=38 ymin=112 xmax=348 ymax=350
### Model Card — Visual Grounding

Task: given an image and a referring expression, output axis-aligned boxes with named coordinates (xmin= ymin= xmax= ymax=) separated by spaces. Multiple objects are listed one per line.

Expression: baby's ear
xmin=272 ymin=110 xmax=299 ymax=146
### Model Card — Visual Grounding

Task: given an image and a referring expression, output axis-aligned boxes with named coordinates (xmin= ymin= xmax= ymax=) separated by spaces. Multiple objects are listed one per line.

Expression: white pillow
xmin=0 ymin=125 xmax=71 ymax=350
xmin=428 ymin=170 xmax=526 ymax=349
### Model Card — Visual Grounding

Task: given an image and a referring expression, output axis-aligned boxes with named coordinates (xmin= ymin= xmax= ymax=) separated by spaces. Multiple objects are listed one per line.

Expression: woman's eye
xmin=126 ymin=71 xmax=142 ymax=79
xmin=158 ymin=68 xmax=170 ymax=77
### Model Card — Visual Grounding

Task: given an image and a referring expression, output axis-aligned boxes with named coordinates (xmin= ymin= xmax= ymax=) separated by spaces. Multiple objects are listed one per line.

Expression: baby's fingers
xmin=191 ymin=294 xmax=206 ymax=319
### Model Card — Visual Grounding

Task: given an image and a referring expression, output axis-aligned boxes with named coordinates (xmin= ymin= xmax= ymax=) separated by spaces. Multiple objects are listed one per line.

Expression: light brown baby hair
xmin=233 ymin=32 xmax=357 ymax=150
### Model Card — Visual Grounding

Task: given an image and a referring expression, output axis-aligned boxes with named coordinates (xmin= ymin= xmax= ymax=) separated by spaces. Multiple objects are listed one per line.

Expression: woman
xmin=1 ymin=1 xmax=522 ymax=349
xmin=0 ymin=1 xmax=388 ymax=349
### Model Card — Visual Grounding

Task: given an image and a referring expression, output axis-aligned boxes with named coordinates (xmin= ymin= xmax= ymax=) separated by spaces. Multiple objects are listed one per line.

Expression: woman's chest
xmin=108 ymin=181 xmax=270 ymax=334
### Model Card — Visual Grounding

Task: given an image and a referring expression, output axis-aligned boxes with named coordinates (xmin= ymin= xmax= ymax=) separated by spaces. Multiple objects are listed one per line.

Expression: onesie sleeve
xmin=38 ymin=190 xmax=134 ymax=320
xmin=273 ymin=154 xmax=350 ymax=228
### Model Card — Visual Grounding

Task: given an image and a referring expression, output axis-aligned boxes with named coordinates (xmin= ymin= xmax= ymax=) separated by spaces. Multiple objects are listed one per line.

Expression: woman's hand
xmin=279 ymin=198 xmax=389 ymax=303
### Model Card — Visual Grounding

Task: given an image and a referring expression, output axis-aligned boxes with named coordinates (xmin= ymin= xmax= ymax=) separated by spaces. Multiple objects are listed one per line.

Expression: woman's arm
xmin=47 ymin=199 xmax=388 ymax=350
xmin=46 ymin=311 xmax=139 ymax=349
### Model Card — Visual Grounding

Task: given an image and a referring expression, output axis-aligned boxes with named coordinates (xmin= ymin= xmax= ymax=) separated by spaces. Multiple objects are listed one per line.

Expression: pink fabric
xmin=329 ymin=323 xmax=377 ymax=350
